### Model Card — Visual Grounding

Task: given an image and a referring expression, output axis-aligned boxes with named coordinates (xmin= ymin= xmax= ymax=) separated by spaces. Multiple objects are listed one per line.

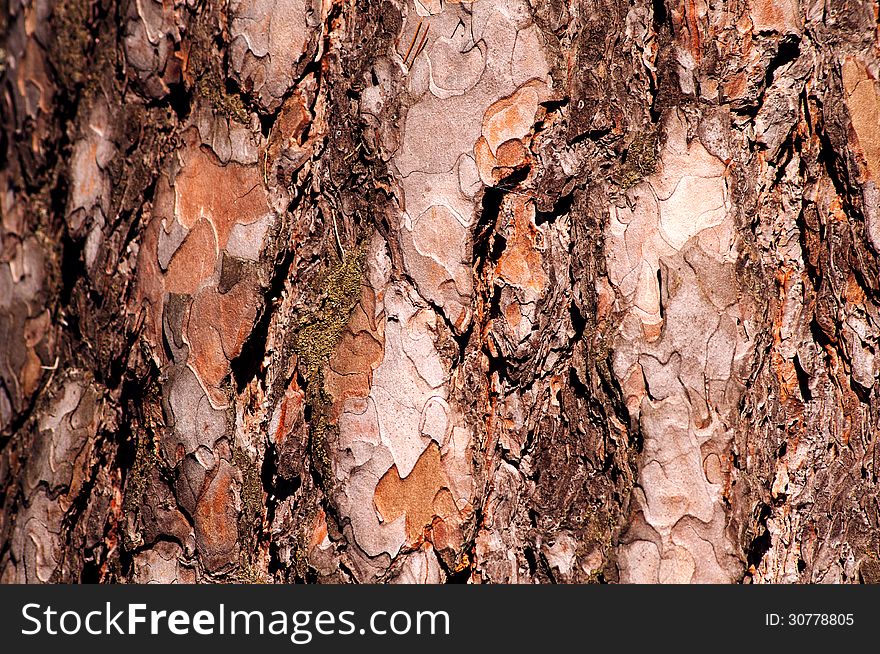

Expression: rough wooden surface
xmin=1 ymin=0 xmax=879 ymax=583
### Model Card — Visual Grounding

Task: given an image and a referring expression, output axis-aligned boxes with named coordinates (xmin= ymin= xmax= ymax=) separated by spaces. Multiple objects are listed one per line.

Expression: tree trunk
xmin=1 ymin=0 xmax=878 ymax=584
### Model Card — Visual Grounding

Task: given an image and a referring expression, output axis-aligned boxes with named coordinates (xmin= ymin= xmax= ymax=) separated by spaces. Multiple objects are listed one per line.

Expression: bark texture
xmin=1 ymin=0 xmax=879 ymax=584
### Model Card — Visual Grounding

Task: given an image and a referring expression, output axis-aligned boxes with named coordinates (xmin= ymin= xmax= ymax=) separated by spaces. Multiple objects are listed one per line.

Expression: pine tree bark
xmin=1 ymin=0 xmax=879 ymax=584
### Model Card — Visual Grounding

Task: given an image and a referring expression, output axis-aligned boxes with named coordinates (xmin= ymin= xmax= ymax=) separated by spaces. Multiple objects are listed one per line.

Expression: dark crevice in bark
xmin=429 ymin=539 xmax=471 ymax=584
xmin=474 ymin=168 xmax=530 ymax=254
xmin=809 ymin=316 xmax=834 ymax=353
xmin=260 ymin=439 xmax=301 ymax=537
xmin=230 ymin=242 xmax=297 ymax=393
xmin=732 ymin=37 xmax=802 ymax=124
xmin=538 ymin=549 xmax=558 ymax=584
xmin=80 ymin=551 xmax=105 ymax=583
xmin=648 ymin=0 xmax=667 ymax=123
xmin=765 ymin=37 xmax=802 ymax=88
xmin=814 ymin=102 xmax=859 ymax=208
xmin=523 ymin=545 xmax=538 ymax=576
xmin=793 ymin=355 xmax=813 ymax=401
xmin=443 ymin=559 xmax=473 ymax=584
xmin=534 ymin=190 xmax=574 ymax=226
xmin=166 ymin=81 xmax=192 ymax=123
xmin=256 ymin=57 xmax=324 ymax=144
xmin=115 ymin=380 xmax=146 ymax=499
xmin=769 ymin=132 xmax=798 ymax=182
xmin=568 ymin=127 xmax=613 ymax=147
xmin=746 ymin=503 xmax=773 ymax=570
xmin=258 ymin=111 xmax=274 ymax=140
xmin=651 ymin=0 xmax=667 ymax=30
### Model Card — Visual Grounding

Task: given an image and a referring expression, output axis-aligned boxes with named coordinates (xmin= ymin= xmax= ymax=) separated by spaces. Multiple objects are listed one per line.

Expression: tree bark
xmin=1 ymin=0 xmax=879 ymax=584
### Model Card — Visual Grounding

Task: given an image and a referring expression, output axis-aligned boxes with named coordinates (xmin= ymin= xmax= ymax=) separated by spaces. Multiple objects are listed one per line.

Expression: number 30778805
xmin=765 ymin=613 xmax=854 ymax=626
